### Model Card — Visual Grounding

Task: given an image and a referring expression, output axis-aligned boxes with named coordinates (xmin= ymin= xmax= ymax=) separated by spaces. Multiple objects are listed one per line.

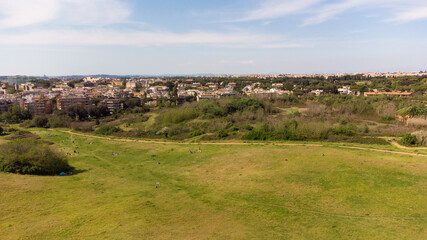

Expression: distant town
xmin=1 ymin=70 xmax=426 ymax=116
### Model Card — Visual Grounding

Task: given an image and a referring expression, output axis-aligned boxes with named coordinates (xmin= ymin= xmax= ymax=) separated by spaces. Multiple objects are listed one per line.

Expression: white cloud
xmin=231 ymin=0 xmax=321 ymax=22
xmin=0 ymin=0 xmax=130 ymax=29
xmin=231 ymin=0 xmax=427 ymax=25
xmin=387 ymin=5 xmax=427 ymax=23
xmin=302 ymin=0 xmax=371 ymax=25
xmin=59 ymin=0 xmax=130 ymax=26
xmin=303 ymin=0 xmax=427 ymax=25
xmin=0 ymin=28 xmax=300 ymax=48
xmin=0 ymin=0 xmax=59 ymax=28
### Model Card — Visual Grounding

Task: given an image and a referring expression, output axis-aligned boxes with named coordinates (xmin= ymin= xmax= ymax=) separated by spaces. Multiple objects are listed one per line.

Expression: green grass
xmin=0 ymin=129 xmax=426 ymax=239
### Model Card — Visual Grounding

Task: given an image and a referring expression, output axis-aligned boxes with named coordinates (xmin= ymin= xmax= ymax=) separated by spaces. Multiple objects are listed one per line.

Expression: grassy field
xmin=0 ymin=129 xmax=426 ymax=239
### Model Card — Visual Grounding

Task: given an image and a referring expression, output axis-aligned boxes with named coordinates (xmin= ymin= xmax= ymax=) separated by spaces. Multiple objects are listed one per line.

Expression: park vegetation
xmin=1 ymin=75 xmax=426 ymax=146
xmin=0 ymin=138 xmax=72 ymax=175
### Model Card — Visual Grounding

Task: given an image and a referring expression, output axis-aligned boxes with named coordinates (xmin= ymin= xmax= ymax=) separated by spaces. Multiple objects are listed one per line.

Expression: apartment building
xmin=57 ymin=95 xmax=89 ymax=110
xmin=101 ymin=98 xmax=123 ymax=113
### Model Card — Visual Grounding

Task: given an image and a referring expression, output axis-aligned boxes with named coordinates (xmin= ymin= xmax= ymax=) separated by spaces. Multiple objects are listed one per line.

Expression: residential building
xmin=197 ymin=94 xmax=216 ymax=101
xmin=23 ymin=96 xmax=54 ymax=116
xmin=101 ymin=98 xmax=123 ymax=113
xmin=57 ymin=95 xmax=89 ymax=110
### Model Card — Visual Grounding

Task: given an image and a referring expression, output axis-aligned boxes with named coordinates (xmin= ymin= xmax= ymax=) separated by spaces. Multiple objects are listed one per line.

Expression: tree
xmin=6 ymin=88 xmax=17 ymax=94
xmin=0 ymin=105 xmax=31 ymax=123
xmin=33 ymin=116 xmax=49 ymax=128
xmin=86 ymin=104 xmax=110 ymax=118
xmin=123 ymin=98 xmax=141 ymax=109
xmin=66 ymin=105 xmax=88 ymax=121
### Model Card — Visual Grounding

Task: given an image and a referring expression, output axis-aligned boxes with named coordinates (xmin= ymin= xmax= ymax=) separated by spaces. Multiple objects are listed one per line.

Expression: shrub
xmin=217 ymin=130 xmax=229 ymax=138
xmin=95 ymin=126 xmax=122 ymax=135
xmin=229 ymin=126 xmax=239 ymax=132
xmin=70 ymin=121 xmax=95 ymax=132
xmin=159 ymin=108 xmax=199 ymax=124
xmin=380 ymin=116 xmax=395 ymax=122
xmin=225 ymin=98 xmax=265 ymax=114
xmin=243 ymin=124 xmax=254 ymax=131
xmin=242 ymin=129 xmax=269 ymax=140
xmin=48 ymin=114 xmax=72 ymax=128
xmin=242 ymin=124 xmax=271 ymax=140
xmin=399 ymin=134 xmax=419 ymax=146
xmin=397 ymin=105 xmax=427 ymax=117
xmin=361 ymin=123 xmax=370 ymax=134
xmin=33 ymin=116 xmax=49 ymax=128
xmin=0 ymin=126 xmax=3 ymax=135
xmin=329 ymin=126 xmax=355 ymax=136
xmin=191 ymin=130 xmax=205 ymax=137
xmin=0 ymin=139 xmax=72 ymax=175
xmin=196 ymin=100 xmax=225 ymax=118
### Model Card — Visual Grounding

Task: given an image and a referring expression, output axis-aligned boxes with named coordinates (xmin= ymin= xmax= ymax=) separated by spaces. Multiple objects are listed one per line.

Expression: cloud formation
xmin=0 ymin=0 xmax=300 ymax=48
xmin=0 ymin=28 xmax=300 ymax=48
xmin=232 ymin=0 xmax=427 ymax=25
xmin=233 ymin=0 xmax=321 ymax=22
xmin=0 ymin=0 xmax=130 ymax=29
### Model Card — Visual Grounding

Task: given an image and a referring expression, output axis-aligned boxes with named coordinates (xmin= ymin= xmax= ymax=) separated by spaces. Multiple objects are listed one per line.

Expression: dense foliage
xmin=0 ymin=105 xmax=31 ymax=123
xmin=0 ymin=139 xmax=72 ymax=175
xmin=399 ymin=134 xmax=419 ymax=146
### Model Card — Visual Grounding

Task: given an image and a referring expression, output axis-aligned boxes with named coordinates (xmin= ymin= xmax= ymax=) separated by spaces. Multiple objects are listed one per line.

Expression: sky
xmin=0 ymin=0 xmax=426 ymax=76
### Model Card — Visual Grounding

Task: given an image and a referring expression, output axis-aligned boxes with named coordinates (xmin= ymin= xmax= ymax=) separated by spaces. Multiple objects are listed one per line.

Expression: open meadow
xmin=0 ymin=129 xmax=426 ymax=239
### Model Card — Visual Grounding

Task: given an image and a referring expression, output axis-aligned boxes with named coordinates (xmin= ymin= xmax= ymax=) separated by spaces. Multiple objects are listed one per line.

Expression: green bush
xmin=229 ymin=126 xmax=239 ymax=132
xmin=33 ymin=116 xmax=49 ymax=128
xmin=217 ymin=130 xmax=229 ymax=138
xmin=191 ymin=130 xmax=205 ymax=137
xmin=95 ymin=126 xmax=122 ymax=135
xmin=399 ymin=134 xmax=419 ymax=146
xmin=159 ymin=108 xmax=199 ymax=124
xmin=380 ymin=116 xmax=395 ymax=121
xmin=242 ymin=128 xmax=269 ymax=140
xmin=48 ymin=114 xmax=72 ymax=128
xmin=225 ymin=98 xmax=265 ymax=114
xmin=195 ymin=100 xmax=225 ymax=118
xmin=397 ymin=105 xmax=427 ymax=117
xmin=0 ymin=139 xmax=72 ymax=175
xmin=243 ymin=124 xmax=254 ymax=131
xmin=329 ymin=126 xmax=355 ymax=136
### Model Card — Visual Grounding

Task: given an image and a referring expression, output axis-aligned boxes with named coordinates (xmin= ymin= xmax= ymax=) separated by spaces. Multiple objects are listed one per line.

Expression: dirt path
xmin=390 ymin=141 xmax=427 ymax=150
xmin=50 ymin=129 xmax=427 ymax=158
xmin=374 ymin=137 xmax=427 ymax=150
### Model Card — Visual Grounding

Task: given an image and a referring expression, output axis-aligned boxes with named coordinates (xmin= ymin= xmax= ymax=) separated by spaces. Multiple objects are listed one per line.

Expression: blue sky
xmin=0 ymin=0 xmax=426 ymax=75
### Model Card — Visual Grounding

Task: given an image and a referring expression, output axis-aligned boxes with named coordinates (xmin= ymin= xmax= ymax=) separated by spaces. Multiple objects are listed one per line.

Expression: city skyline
xmin=0 ymin=0 xmax=426 ymax=75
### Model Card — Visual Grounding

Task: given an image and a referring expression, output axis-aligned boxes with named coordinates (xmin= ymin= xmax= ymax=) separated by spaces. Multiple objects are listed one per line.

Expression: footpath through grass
xmin=0 ymin=129 xmax=426 ymax=239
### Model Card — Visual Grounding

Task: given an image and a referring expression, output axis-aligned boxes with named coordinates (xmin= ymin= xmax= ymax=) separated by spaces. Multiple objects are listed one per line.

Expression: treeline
xmin=189 ymin=75 xmax=427 ymax=94
xmin=2 ymin=94 xmax=425 ymax=145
